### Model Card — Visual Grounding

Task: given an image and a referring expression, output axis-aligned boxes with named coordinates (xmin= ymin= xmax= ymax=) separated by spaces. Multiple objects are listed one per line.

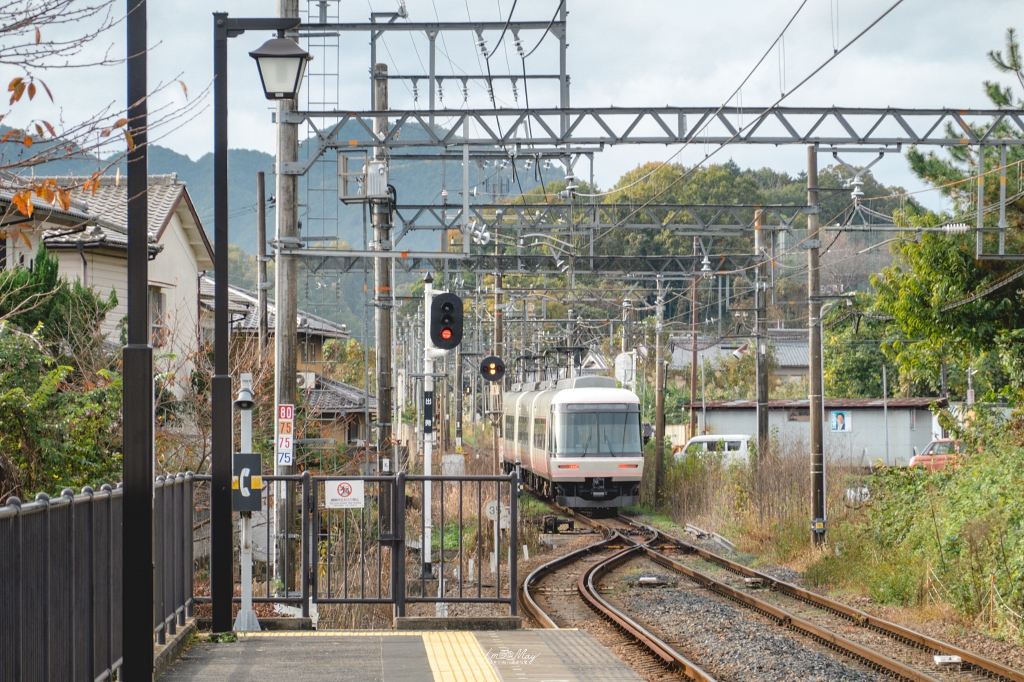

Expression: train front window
xmin=554 ymin=409 xmax=641 ymax=456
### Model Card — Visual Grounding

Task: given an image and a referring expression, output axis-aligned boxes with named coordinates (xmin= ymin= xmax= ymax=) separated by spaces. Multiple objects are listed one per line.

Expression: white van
xmin=676 ymin=434 xmax=752 ymax=465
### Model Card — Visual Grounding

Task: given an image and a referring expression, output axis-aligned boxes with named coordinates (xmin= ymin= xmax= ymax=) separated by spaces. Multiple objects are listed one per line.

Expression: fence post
xmin=155 ymin=476 xmax=166 ymax=645
xmin=508 ymin=471 xmax=518 ymax=617
xmin=301 ymin=471 xmax=311 ymax=619
xmin=185 ymin=472 xmax=194 ymax=618
xmin=394 ymin=472 xmax=406 ymax=618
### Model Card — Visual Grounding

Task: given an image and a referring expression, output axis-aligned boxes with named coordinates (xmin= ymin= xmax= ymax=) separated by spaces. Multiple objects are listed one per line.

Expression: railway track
xmin=521 ymin=501 xmax=1024 ymax=682
xmin=622 ymin=513 xmax=1024 ymax=682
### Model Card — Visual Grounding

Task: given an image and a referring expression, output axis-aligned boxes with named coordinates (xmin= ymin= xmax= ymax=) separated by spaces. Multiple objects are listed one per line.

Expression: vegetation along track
xmin=621 ymin=513 xmax=1024 ymax=682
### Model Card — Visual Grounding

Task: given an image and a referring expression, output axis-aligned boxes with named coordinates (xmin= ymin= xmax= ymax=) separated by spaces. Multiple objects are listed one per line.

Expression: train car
xmin=501 ymin=376 xmax=643 ymax=509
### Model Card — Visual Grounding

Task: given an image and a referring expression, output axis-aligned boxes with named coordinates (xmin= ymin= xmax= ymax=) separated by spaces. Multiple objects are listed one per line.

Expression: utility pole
xmin=492 ymin=228 xmax=503 ymax=473
xmin=754 ymin=207 xmax=769 ymax=464
xmin=372 ymin=63 xmax=394 ymax=526
xmin=257 ymin=171 xmax=269 ymax=354
xmin=455 ymin=339 xmax=463 ymax=453
xmin=688 ymin=237 xmax=699 ymax=436
xmin=807 ymin=146 xmax=825 ymax=546
xmin=274 ymin=0 xmax=300 ymax=591
xmin=653 ymin=277 xmax=665 ymax=505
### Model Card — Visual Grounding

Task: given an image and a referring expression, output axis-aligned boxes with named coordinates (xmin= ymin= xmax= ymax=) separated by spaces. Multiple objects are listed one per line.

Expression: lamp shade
xmin=248 ymin=38 xmax=312 ymax=100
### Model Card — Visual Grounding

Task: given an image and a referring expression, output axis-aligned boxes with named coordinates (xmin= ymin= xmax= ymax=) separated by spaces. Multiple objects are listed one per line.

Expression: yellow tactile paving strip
xmin=422 ymin=632 xmax=501 ymax=682
xmin=235 ymin=630 xmax=501 ymax=682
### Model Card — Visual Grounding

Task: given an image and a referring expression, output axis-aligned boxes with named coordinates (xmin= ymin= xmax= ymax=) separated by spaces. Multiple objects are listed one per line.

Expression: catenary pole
xmin=257 ymin=171 xmax=269 ymax=353
xmin=808 ymin=146 xmax=825 ymax=546
xmin=123 ymin=0 xmax=154 ymax=674
xmin=274 ymin=0 xmax=300 ymax=591
xmin=688 ymin=237 xmax=699 ymax=437
xmin=755 ymin=207 xmax=769 ymax=464
xmin=654 ymin=277 xmax=666 ymax=505
xmin=372 ymin=63 xmax=394 ymax=530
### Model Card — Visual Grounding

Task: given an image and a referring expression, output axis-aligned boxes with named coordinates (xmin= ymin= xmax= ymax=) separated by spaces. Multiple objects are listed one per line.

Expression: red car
xmin=908 ymin=439 xmax=964 ymax=472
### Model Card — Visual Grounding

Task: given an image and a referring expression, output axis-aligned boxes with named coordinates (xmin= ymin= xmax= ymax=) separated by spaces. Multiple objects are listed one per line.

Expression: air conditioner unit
xmin=296 ymin=372 xmax=317 ymax=390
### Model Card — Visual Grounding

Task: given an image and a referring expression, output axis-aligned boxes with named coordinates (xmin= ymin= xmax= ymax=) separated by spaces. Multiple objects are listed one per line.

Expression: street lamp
xmin=249 ymin=37 xmax=312 ymax=100
xmin=209 ymin=12 xmax=307 ymax=635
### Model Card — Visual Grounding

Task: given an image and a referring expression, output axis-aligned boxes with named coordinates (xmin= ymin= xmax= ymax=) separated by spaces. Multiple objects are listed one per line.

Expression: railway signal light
xmin=429 ymin=292 xmax=463 ymax=349
xmin=480 ymin=355 xmax=505 ymax=382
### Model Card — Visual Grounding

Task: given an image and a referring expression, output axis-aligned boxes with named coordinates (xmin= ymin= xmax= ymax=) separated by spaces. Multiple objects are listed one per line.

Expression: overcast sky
xmin=16 ymin=0 xmax=1022 ymax=211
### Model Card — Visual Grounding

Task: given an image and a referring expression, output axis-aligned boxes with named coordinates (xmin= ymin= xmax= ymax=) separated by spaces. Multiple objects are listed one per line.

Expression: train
xmin=501 ymin=375 xmax=644 ymax=509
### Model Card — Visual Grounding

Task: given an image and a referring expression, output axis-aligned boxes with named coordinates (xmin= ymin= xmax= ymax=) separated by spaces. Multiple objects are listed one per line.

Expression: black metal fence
xmin=0 ymin=473 xmax=194 ymax=682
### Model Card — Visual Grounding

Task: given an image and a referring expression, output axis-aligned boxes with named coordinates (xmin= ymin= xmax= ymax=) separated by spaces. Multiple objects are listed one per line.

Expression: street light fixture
xmin=249 ymin=36 xmax=312 ymax=100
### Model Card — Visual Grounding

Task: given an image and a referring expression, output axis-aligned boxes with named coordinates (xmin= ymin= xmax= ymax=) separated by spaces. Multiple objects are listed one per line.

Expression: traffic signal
xmin=480 ymin=355 xmax=505 ymax=382
xmin=430 ymin=292 xmax=463 ymax=349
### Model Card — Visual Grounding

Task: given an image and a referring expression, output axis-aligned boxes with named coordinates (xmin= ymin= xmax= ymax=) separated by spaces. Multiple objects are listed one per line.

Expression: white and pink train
xmin=501 ymin=376 xmax=644 ymax=509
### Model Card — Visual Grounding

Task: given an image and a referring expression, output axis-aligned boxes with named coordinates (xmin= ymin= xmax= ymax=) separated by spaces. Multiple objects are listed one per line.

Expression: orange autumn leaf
xmin=34 ymin=27 xmax=40 ymax=44
xmin=123 ymin=129 xmax=135 ymax=151
xmin=23 ymin=135 xmax=33 ymax=147
xmin=11 ymin=191 xmax=33 ymax=217
xmin=27 ymin=82 xmax=36 ymax=100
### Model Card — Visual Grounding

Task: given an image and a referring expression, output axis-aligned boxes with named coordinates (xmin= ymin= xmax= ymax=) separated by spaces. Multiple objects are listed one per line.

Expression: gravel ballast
xmin=621 ymin=584 xmax=887 ymax=682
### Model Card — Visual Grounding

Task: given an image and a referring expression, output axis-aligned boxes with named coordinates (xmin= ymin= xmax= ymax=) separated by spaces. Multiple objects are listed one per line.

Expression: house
xmin=198 ymin=278 xmax=374 ymax=444
xmin=670 ymin=332 xmax=809 ymax=381
xmin=686 ymin=397 xmax=944 ymax=468
xmin=2 ymin=174 xmax=214 ymax=370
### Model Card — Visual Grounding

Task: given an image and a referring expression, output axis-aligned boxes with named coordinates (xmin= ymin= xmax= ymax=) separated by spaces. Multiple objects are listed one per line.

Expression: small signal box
xmin=480 ymin=355 xmax=505 ymax=383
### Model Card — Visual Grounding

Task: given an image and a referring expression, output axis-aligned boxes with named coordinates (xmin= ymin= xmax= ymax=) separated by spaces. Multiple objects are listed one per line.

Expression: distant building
xmin=688 ymin=397 xmax=944 ymax=468
xmin=670 ymin=331 xmax=809 ymax=381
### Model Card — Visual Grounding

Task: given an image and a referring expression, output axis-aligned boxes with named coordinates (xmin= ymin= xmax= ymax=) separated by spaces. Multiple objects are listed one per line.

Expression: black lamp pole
xmin=123 ymin=0 xmax=153 ymax=677
xmin=210 ymin=12 xmax=302 ymax=634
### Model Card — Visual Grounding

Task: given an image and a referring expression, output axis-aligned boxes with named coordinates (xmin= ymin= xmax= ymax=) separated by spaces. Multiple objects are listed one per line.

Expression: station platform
xmin=161 ymin=629 xmax=644 ymax=682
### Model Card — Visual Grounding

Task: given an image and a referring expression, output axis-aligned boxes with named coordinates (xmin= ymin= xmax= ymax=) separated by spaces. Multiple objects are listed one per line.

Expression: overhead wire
xmin=585 ymin=0 xmax=909 ymax=248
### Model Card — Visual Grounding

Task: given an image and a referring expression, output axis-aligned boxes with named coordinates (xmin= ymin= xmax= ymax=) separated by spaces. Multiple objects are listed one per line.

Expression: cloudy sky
xmin=16 ymin=0 xmax=1021 ymax=211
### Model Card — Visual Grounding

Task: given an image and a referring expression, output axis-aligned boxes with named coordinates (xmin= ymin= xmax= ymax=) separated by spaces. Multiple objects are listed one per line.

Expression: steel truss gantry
xmin=281 ymin=250 xmax=759 ymax=278
xmin=279 ymin=106 xmax=1024 ymax=176
xmin=390 ymin=202 xmax=813 ymax=243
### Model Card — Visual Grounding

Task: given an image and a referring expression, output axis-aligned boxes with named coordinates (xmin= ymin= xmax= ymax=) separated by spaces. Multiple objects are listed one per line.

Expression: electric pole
xmin=754 ymin=208 xmax=769 ymax=464
xmin=372 ymin=63 xmax=394 ymax=527
xmin=808 ymin=146 xmax=825 ymax=546
xmin=257 ymin=171 xmax=268 ymax=354
xmin=688 ymin=237 xmax=699 ymax=436
xmin=653 ymin=277 xmax=665 ymax=505
xmin=273 ymin=0 xmax=300 ymax=592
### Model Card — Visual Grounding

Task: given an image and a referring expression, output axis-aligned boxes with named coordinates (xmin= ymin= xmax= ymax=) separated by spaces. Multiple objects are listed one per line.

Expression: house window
xmin=149 ymin=286 xmax=167 ymax=347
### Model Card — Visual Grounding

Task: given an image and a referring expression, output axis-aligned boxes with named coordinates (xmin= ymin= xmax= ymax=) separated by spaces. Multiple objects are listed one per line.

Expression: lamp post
xmin=210 ymin=12 xmax=310 ymax=634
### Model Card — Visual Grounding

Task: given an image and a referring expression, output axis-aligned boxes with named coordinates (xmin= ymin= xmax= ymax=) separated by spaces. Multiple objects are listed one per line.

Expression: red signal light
xmin=441 ymin=328 xmax=453 ymax=340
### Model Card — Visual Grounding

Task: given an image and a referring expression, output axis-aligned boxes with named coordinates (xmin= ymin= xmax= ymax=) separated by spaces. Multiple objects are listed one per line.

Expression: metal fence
xmin=0 ymin=473 xmax=194 ymax=682
xmin=196 ymin=471 xmax=519 ymax=619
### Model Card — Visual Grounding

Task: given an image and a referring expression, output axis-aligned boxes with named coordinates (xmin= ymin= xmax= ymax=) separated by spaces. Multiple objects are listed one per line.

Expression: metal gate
xmin=309 ymin=472 xmax=518 ymax=617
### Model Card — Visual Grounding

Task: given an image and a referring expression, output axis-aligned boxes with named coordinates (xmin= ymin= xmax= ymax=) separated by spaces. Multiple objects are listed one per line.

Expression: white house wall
xmin=698 ymin=408 xmax=934 ymax=467
xmin=149 ymin=211 xmax=203 ymax=369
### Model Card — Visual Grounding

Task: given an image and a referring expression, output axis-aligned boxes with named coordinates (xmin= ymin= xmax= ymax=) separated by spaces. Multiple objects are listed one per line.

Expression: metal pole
xmin=428 ymin=31 xmax=437 ymax=130
xmin=754 ymin=208 xmax=769 ymax=464
xmin=654 ymin=277 xmax=665 ymax=505
xmin=882 ymin=365 xmax=889 ymax=467
xmin=211 ymin=11 xmax=233 ymax=634
xmin=234 ymin=374 xmax=260 ymax=632
xmin=455 ymin=341 xmax=463 ymax=453
xmin=688 ymin=238 xmax=699 ymax=437
xmin=274 ymin=0 xmax=300 ymax=592
xmin=701 ymin=359 xmax=706 ymax=434
xmin=372 ymin=64 xmax=394 ymax=532
xmin=999 ymin=145 xmax=1007 ymax=255
xmin=977 ymin=144 xmax=985 ymax=258
xmin=257 ymin=171 xmax=269 ymax=353
xmin=422 ymin=274 xmax=435 ymax=576
xmin=493 ymin=229 xmax=503 ymax=473
xmin=123 ymin=0 xmax=154 ymax=673
xmin=808 ymin=146 xmax=825 ymax=546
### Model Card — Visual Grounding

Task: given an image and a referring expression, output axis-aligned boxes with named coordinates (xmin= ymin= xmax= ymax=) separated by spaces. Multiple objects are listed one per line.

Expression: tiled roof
xmin=39 ymin=174 xmax=185 ymax=236
xmin=199 ymin=276 xmax=350 ymax=339
xmin=304 ymin=374 xmax=376 ymax=416
xmin=670 ymin=337 xmax=808 ymax=370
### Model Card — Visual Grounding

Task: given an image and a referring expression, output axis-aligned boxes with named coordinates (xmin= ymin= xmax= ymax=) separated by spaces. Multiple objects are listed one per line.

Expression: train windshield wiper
xmin=581 ymin=431 xmax=592 ymax=458
xmin=603 ymin=431 xmax=617 ymax=456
